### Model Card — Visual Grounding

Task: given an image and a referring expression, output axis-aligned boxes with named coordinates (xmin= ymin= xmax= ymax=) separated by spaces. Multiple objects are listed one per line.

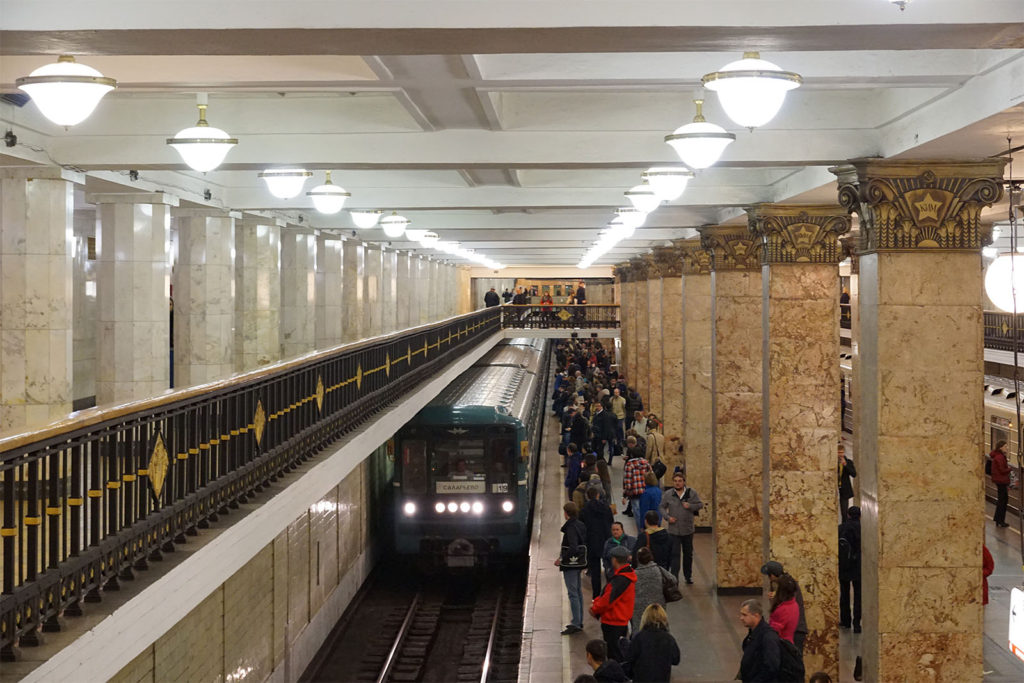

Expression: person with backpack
xmin=838 ymin=505 xmax=862 ymax=632
xmin=557 ymin=502 xmax=588 ymax=635
xmin=622 ymin=446 xmax=653 ymax=533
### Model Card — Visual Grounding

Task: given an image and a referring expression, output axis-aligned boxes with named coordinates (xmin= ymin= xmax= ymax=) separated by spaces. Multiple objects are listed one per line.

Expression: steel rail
xmin=479 ymin=586 xmax=505 ymax=683
xmin=376 ymin=593 xmax=422 ymax=683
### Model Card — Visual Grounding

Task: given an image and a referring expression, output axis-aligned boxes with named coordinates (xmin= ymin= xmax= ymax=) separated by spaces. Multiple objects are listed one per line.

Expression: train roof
xmin=416 ymin=364 xmax=541 ymax=426
xmin=473 ymin=343 xmax=545 ymax=375
xmin=499 ymin=337 xmax=548 ymax=352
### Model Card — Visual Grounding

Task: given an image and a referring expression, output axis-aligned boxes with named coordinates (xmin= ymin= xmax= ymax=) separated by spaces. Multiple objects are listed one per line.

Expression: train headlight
xmin=471 ymin=501 xmax=484 ymax=515
xmin=447 ymin=501 xmax=458 ymax=513
xmin=435 ymin=502 xmax=446 ymax=514
xmin=402 ymin=502 xmax=417 ymax=516
xmin=459 ymin=501 xmax=471 ymax=513
xmin=501 ymin=500 xmax=515 ymax=513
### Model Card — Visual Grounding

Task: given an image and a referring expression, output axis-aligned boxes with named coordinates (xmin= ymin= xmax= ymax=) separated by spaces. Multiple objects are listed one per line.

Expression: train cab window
xmin=489 ymin=438 xmax=515 ymax=494
xmin=432 ymin=438 xmax=487 ymax=493
xmin=401 ymin=441 xmax=427 ymax=494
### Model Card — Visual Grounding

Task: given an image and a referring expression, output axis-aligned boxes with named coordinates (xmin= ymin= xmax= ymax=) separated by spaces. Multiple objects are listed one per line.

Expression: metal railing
xmin=984 ymin=310 xmax=1024 ymax=353
xmin=499 ymin=304 xmax=620 ymax=330
xmin=0 ymin=309 xmax=501 ymax=656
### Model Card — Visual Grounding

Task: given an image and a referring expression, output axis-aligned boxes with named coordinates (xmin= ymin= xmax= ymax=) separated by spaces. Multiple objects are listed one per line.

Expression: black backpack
xmin=777 ymin=637 xmax=806 ymax=682
xmin=985 ymin=457 xmax=993 ymax=476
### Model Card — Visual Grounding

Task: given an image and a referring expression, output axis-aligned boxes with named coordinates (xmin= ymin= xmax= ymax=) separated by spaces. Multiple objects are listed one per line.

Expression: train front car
xmin=392 ymin=340 xmax=548 ymax=568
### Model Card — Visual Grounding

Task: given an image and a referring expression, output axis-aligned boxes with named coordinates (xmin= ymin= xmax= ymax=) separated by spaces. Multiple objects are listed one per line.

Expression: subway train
xmin=840 ymin=357 xmax=1022 ymax=509
xmin=390 ymin=338 xmax=550 ymax=567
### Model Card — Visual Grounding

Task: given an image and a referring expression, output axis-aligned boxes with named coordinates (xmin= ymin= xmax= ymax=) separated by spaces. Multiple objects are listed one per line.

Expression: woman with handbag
xmin=556 ymin=501 xmax=588 ymax=635
xmin=629 ymin=547 xmax=679 ymax=633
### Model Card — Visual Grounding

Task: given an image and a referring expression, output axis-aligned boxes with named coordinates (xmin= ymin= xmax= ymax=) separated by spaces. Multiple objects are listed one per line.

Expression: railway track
xmin=303 ymin=563 xmax=525 ymax=683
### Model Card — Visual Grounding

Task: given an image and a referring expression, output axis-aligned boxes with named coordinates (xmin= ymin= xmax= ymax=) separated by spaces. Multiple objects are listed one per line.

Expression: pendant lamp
xmin=166 ymin=94 xmax=237 ymax=172
xmin=665 ymin=99 xmax=736 ymax=170
xmin=702 ymin=52 xmax=802 ymax=129
xmin=306 ymin=171 xmax=351 ymax=214
xmin=16 ymin=55 xmax=117 ymax=127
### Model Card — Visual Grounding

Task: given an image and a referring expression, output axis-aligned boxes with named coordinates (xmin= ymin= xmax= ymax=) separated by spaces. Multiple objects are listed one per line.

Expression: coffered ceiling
xmin=2 ymin=0 xmax=1022 ymax=266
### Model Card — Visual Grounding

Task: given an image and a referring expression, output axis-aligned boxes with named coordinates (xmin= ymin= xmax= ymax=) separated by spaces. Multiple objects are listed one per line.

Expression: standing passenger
xmin=760 ymin=561 xmax=808 ymax=652
xmin=991 ymin=440 xmax=1011 ymax=528
xmin=838 ymin=443 xmax=856 ymax=521
xmin=738 ymin=599 xmax=782 ymax=683
xmin=768 ymin=575 xmax=800 ymax=644
xmin=660 ymin=471 xmax=703 ymax=584
xmin=838 ymin=506 xmax=862 ymax=632
xmin=580 ymin=487 xmax=614 ymax=598
xmin=621 ymin=604 xmax=680 ymax=683
xmin=590 ymin=546 xmax=636 ymax=661
xmin=557 ymin=502 xmax=587 ymax=635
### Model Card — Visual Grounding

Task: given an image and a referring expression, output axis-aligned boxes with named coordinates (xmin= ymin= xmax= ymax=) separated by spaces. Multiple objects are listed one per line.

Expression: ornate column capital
xmin=651 ymin=244 xmax=684 ymax=278
xmin=613 ymin=262 xmax=634 ymax=283
xmin=839 ymin=234 xmax=860 ymax=274
xmin=747 ymin=204 xmax=850 ymax=265
xmin=698 ymin=225 xmax=762 ymax=272
xmin=630 ymin=257 xmax=650 ymax=281
xmin=832 ymin=159 xmax=1005 ymax=253
xmin=674 ymin=238 xmax=712 ymax=275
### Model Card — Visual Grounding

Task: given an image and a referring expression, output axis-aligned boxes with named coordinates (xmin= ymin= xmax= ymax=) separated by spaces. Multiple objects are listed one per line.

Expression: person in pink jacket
xmin=768 ymin=574 xmax=800 ymax=644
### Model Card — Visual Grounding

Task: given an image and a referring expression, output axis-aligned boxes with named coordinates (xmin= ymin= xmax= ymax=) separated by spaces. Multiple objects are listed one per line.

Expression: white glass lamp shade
xmin=642 ymin=167 xmax=694 ymax=201
xmin=404 ymin=228 xmax=428 ymax=242
xmin=419 ymin=231 xmax=440 ymax=246
xmin=166 ymin=103 xmax=237 ymax=173
xmin=350 ymin=210 xmax=383 ymax=229
xmin=985 ymin=254 xmax=1024 ymax=313
xmin=625 ymin=183 xmax=662 ymax=214
xmin=306 ymin=171 xmax=350 ymax=214
xmin=380 ymin=213 xmax=410 ymax=238
xmin=702 ymin=53 xmax=802 ymax=129
xmin=17 ymin=56 xmax=116 ymax=127
xmin=615 ymin=207 xmax=647 ymax=230
xmin=259 ymin=169 xmax=312 ymax=199
xmin=665 ymin=120 xmax=735 ymax=169
xmin=609 ymin=222 xmax=636 ymax=240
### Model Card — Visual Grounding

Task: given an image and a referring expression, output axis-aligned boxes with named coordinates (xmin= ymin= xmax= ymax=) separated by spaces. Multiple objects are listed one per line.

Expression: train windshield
xmin=430 ymin=430 xmax=516 ymax=495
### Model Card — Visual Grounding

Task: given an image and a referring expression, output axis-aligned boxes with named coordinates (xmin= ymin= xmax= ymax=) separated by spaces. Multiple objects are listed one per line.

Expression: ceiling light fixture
xmin=16 ymin=55 xmax=117 ymax=127
xmin=624 ymin=182 xmax=662 ymax=214
xmin=259 ymin=168 xmax=312 ymax=199
xmin=350 ymin=210 xmax=383 ymax=229
xmin=702 ymin=52 xmax=802 ymax=130
xmin=890 ymin=0 xmax=909 ymax=10
xmin=665 ymin=99 xmax=736 ymax=170
xmin=419 ymin=231 xmax=440 ymax=246
xmin=306 ymin=170 xmax=351 ymax=214
xmin=166 ymin=94 xmax=237 ymax=172
xmin=380 ymin=212 xmax=410 ymax=238
xmin=642 ymin=167 xmax=694 ymax=201
xmin=405 ymin=228 xmax=428 ymax=242
xmin=985 ymin=253 xmax=1024 ymax=313
xmin=615 ymin=207 xmax=648 ymax=230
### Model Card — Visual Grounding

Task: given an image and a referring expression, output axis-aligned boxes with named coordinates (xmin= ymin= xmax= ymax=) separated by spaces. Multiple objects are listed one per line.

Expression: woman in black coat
xmin=622 ymin=604 xmax=680 ymax=683
xmin=633 ymin=510 xmax=673 ymax=571
xmin=579 ymin=486 xmax=614 ymax=597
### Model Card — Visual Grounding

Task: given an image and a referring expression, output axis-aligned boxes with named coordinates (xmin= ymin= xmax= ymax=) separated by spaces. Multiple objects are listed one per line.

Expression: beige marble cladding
xmin=395 ymin=252 xmax=412 ymax=328
xmin=173 ymin=209 xmax=236 ymax=387
xmin=342 ymin=240 xmax=364 ymax=342
xmin=280 ymin=230 xmax=316 ymax=359
xmin=381 ymin=249 xmax=397 ymax=333
xmin=859 ymin=251 xmax=985 ymax=683
xmin=363 ymin=246 xmax=382 ymax=337
xmin=234 ymin=218 xmax=281 ymax=372
xmin=0 ymin=169 xmax=79 ymax=432
xmin=72 ymin=207 xmax=97 ymax=403
xmin=646 ymin=275 xmax=664 ymax=418
xmin=457 ymin=265 xmax=472 ymax=315
xmin=315 ymin=235 xmax=343 ymax=349
xmin=415 ymin=257 xmax=430 ymax=325
xmin=763 ymin=263 xmax=841 ymax=676
xmin=681 ymin=270 xmax=713 ymax=528
xmin=93 ymin=194 xmax=173 ymax=405
xmin=711 ymin=269 xmax=763 ymax=588
xmin=634 ymin=278 xmax=650 ymax=408
xmin=660 ymin=275 xmax=684 ymax=476
xmin=619 ymin=277 xmax=635 ymax=384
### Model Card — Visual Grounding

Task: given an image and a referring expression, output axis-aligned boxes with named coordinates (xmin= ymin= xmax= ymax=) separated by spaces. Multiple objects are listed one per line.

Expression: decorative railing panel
xmin=984 ymin=311 xmax=1024 ymax=353
xmin=500 ymin=304 xmax=620 ymax=330
xmin=0 ymin=309 xmax=501 ymax=655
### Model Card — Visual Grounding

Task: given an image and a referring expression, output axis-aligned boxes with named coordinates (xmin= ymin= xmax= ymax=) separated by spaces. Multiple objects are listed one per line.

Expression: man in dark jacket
xmin=838 ymin=443 xmax=856 ymax=521
xmin=590 ymin=546 xmax=636 ymax=661
xmin=738 ymin=599 xmax=781 ymax=682
xmin=557 ymin=502 xmax=588 ymax=635
xmin=839 ymin=506 xmax=862 ymax=632
xmin=590 ymin=401 xmax=618 ymax=463
xmin=483 ymin=287 xmax=500 ymax=307
xmin=760 ymin=561 xmax=808 ymax=652
xmin=570 ymin=408 xmax=591 ymax=452
xmin=602 ymin=522 xmax=637 ymax=581
xmin=584 ymin=639 xmax=628 ymax=683
xmin=580 ymin=487 xmax=614 ymax=598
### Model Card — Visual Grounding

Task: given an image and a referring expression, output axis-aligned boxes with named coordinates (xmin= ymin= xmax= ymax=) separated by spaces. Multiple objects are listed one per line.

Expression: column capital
xmin=172 ymin=207 xmax=240 ymax=218
xmin=747 ymin=204 xmax=850 ymax=265
xmin=629 ymin=257 xmax=651 ymax=281
xmin=674 ymin=238 xmax=712 ymax=275
xmin=839 ymin=234 xmax=860 ymax=274
xmin=86 ymin=191 xmax=179 ymax=206
xmin=832 ymin=158 xmax=1005 ymax=253
xmin=650 ymin=245 xmax=684 ymax=278
xmin=0 ymin=166 xmax=84 ymax=184
xmin=613 ymin=262 xmax=634 ymax=283
xmin=698 ymin=224 xmax=761 ymax=272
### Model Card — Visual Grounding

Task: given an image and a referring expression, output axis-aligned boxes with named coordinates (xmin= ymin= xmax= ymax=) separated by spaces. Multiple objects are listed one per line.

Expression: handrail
xmin=984 ymin=310 xmax=1024 ymax=353
xmin=500 ymin=303 xmax=619 ymax=330
xmin=0 ymin=308 xmax=501 ymax=656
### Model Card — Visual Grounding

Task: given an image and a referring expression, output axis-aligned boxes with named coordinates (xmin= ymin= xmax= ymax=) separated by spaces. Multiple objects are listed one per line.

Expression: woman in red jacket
xmin=983 ymin=544 xmax=994 ymax=605
xmin=990 ymin=440 xmax=1011 ymax=528
xmin=768 ymin=574 xmax=800 ymax=644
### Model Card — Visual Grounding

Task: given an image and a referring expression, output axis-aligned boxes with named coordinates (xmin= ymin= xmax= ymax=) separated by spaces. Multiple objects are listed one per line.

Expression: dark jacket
xmin=580 ymin=498 xmax=614 ymax=556
xmin=838 ymin=517 xmax=861 ymax=581
xmin=991 ymin=449 xmax=1011 ymax=485
xmin=570 ymin=413 xmax=591 ymax=450
xmin=739 ymin=618 xmax=781 ymax=682
xmin=591 ymin=408 xmax=617 ymax=443
xmin=590 ymin=563 xmax=636 ymax=626
xmin=564 ymin=451 xmax=583 ymax=490
xmin=484 ymin=290 xmax=500 ymax=307
xmin=559 ymin=518 xmax=587 ymax=573
xmin=839 ymin=457 xmax=857 ymax=498
xmin=622 ymin=627 xmax=680 ymax=683
xmin=633 ymin=527 xmax=672 ymax=571
xmin=593 ymin=659 xmax=629 ymax=683
xmin=602 ymin=534 xmax=637 ymax=577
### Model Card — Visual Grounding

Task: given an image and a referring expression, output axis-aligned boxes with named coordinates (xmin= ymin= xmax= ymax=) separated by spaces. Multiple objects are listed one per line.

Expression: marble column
xmin=363 ymin=245 xmax=382 ymax=337
xmin=834 ymin=159 xmax=1004 ymax=682
xmin=315 ymin=234 xmax=343 ymax=349
xmin=234 ymin=216 xmax=281 ymax=372
xmin=89 ymin=192 xmax=175 ymax=404
xmin=651 ymin=246 xmax=684 ymax=474
xmin=395 ymin=252 xmax=412 ymax=329
xmin=632 ymin=259 xmax=651 ymax=416
xmin=280 ymin=229 xmax=316 ymax=359
xmin=457 ymin=266 xmax=472 ymax=315
xmin=415 ymin=257 xmax=429 ymax=325
xmin=613 ymin=264 xmax=634 ymax=384
xmin=342 ymin=239 xmax=364 ymax=342
xmin=381 ymin=248 xmax=397 ymax=333
xmin=677 ymin=239 xmax=714 ymax=529
xmin=172 ymin=208 xmax=237 ymax=387
xmin=0 ymin=168 xmax=81 ymax=432
xmin=428 ymin=260 xmax=441 ymax=321
xmin=72 ymin=205 xmax=98 ymax=406
xmin=644 ymin=254 xmax=665 ymax=418
xmin=699 ymin=224 xmax=763 ymax=590
xmin=748 ymin=204 xmax=851 ymax=676
xmin=841 ymin=235 xmax=861 ymax=466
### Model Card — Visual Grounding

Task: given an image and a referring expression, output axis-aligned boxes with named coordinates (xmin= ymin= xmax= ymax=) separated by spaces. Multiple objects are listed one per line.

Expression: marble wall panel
xmin=681 ymin=273 xmax=713 ymax=527
xmin=647 ymin=277 xmax=664 ymax=418
xmin=315 ymin=236 xmax=343 ymax=349
xmin=660 ymin=276 xmax=684 ymax=475
xmin=381 ymin=249 xmax=398 ymax=333
xmin=234 ymin=219 xmax=281 ymax=372
xmin=634 ymin=279 xmax=650 ymax=408
xmin=395 ymin=252 xmax=412 ymax=329
xmin=618 ymin=279 xmax=633 ymax=383
xmin=858 ymin=251 xmax=985 ymax=682
xmin=280 ymin=230 xmax=316 ymax=359
xmin=363 ymin=246 xmax=382 ymax=337
xmin=72 ymin=208 xmax=97 ymax=404
xmin=457 ymin=265 xmax=472 ymax=315
xmin=342 ymin=240 xmax=364 ymax=342
xmin=712 ymin=270 xmax=762 ymax=588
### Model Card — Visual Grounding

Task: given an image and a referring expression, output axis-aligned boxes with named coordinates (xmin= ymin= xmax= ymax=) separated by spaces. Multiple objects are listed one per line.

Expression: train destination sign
xmin=436 ymin=481 xmax=486 ymax=493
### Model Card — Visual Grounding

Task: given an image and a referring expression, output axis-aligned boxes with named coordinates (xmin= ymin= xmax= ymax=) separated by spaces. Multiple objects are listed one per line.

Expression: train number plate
xmin=491 ymin=483 xmax=509 ymax=493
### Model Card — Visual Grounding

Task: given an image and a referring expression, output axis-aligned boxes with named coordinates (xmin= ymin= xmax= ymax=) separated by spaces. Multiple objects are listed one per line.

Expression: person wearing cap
xmin=760 ymin=560 xmax=809 ymax=651
xmin=591 ymin=544 xmax=637 ymax=661
xmin=838 ymin=506 xmax=862 ymax=632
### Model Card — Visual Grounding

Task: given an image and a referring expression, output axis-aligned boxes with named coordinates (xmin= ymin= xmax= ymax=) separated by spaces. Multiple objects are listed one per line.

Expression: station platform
xmin=520 ymin=414 xmax=1024 ymax=683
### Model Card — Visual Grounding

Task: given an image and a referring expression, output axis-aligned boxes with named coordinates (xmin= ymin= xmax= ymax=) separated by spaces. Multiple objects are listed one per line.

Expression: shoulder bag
xmin=662 ymin=568 xmax=683 ymax=602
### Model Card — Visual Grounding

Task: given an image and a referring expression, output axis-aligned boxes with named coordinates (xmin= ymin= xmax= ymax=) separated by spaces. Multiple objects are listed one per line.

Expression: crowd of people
xmin=552 ymin=338 xmax=855 ymax=683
